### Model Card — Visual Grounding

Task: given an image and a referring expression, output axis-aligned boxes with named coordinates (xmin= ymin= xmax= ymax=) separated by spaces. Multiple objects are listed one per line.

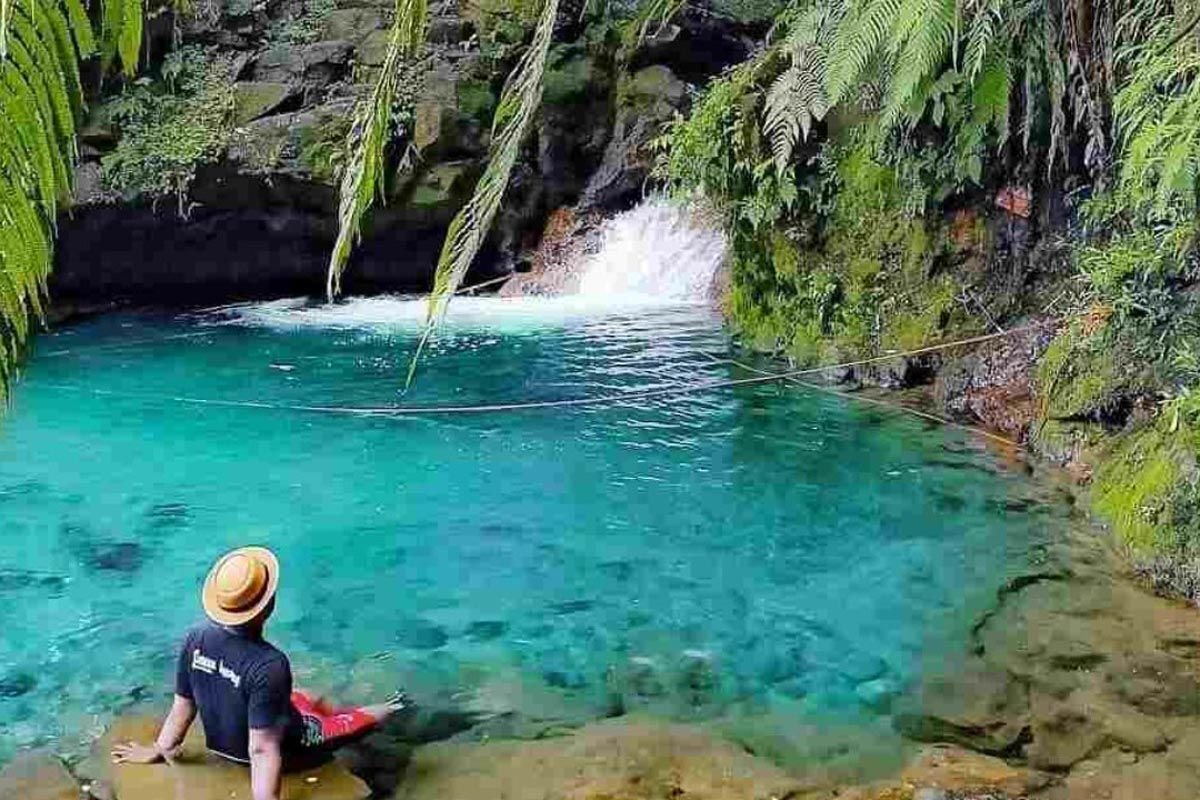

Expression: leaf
xmin=326 ymin=0 xmax=429 ymax=299
xmin=408 ymin=0 xmax=561 ymax=383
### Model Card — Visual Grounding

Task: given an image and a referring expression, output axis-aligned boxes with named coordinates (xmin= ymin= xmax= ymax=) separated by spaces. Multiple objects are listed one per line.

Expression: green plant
xmin=0 ymin=0 xmax=130 ymax=402
xmin=279 ymin=0 xmax=339 ymax=45
xmin=425 ymin=0 xmax=561 ymax=322
xmin=326 ymin=0 xmax=428 ymax=298
xmin=100 ymin=46 xmax=235 ymax=201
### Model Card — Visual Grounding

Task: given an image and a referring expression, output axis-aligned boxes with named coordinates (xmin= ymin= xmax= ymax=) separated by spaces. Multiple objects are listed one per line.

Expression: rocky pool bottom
xmin=6 ymin=479 xmax=1200 ymax=800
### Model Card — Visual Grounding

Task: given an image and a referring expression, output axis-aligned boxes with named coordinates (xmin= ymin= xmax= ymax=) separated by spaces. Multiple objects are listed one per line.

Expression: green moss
xmin=456 ymin=79 xmax=496 ymax=126
xmin=1093 ymin=416 xmax=1198 ymax=551
xmin=462 ymin=0 xmax=541 ymax=48
xmin=542 ymin=49 xmax=595 ymax=105
xmin=297 ymin=114 xmax=352 ymax=185
xmin=1035 ymin=319 xmax=1160 ymax=421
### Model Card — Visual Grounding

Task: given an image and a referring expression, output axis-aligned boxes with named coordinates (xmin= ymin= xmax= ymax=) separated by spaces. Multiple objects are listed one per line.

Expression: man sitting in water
xmin=111 ymin=546 xmax=407 ymax=800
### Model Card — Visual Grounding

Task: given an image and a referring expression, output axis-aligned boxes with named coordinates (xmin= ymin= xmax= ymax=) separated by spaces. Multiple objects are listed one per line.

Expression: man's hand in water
xmin=111 ymin=741 xmax=180 ymax=765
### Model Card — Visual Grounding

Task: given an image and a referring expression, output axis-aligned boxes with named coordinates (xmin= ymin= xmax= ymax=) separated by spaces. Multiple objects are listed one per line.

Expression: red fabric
xmin=291 ymin=690 xmax=378 ymax=744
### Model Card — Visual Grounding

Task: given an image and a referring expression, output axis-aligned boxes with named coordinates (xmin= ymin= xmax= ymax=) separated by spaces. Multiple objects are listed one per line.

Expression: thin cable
xmin=718 ymin=354 xmax=1020 ymax=448
xmin=38 ymin=322 xmax=1053 ymax=419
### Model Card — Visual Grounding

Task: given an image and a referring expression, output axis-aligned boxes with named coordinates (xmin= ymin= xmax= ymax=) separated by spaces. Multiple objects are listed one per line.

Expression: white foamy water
xmin=216 ymin=294 xmax=718 ymax=333
xmin=576 ymin=199 xmax=727 ymax=302
xmin=219 ymin=199 xmax=727 ymax=330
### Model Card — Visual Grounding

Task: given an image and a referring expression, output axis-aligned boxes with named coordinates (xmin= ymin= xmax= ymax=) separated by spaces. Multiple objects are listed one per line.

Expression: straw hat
xmin=202 ymin=547 xmax=280 ymax=626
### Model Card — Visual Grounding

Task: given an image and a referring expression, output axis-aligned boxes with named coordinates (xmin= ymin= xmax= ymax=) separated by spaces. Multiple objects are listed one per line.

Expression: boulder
xmin=98 ymin=715 xmax=369 ymax=800
xmin=320 ymin=7 xmax=385 ymax=44
xmin=581 ymin=66 xmax=687 ymax=210
xmin=0 ymin=752 xmax=79 ymax=800
xmin=252 ymin=41 xmax=353 ymax=85
xmin=232 ymin=82 xmax=296 ymax=125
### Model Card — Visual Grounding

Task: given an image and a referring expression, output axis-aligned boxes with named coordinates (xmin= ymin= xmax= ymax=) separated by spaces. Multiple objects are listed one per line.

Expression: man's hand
xmin=111 ymin=741 xmax=179 ymax=765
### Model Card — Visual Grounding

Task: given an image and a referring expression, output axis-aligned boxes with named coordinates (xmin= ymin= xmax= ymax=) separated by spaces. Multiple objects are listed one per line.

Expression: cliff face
xmin=51 ymin=0 xmax=759 ymax=307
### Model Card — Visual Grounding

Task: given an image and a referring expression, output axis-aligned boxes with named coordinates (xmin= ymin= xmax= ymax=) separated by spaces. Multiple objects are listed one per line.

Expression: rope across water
xmin=39 ymin=322 xmax=1052 ymax=422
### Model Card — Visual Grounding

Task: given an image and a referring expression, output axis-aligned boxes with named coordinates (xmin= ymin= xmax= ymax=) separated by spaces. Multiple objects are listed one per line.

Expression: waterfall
xmin=575 ymin=199 xmax=727 ymax=303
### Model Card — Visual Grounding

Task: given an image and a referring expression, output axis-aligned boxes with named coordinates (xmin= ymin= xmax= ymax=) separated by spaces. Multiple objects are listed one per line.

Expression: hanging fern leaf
xmin=405 ymin=0 xmax=561 ymax=381
xmin=326 ymin=0 xmax=429 ymax=299
xmin=427 ymin=0 xmax=560 ymax=318
xmin=61 ymin=0 xmax=98 ymax=59
xmin=118 ymin=0 xmax=144 ymax=76
xmin=764 ymin=61 xmax=829 ymax=169
xmin=0 ymin=0 xmax=106 ymax=403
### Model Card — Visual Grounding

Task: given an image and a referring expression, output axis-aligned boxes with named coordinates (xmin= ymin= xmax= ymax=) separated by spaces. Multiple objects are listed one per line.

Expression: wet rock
xmin=1026 ymin=700 xmax=1105 ymax=770
xmin=896 ymin=743 xmax=1050 ymax=797
xmin=856 ymin=677 xmax=900 ymax=712
xmin=543 ymin=669 xmax=589 ymax=690
xmin=252 ymin=40 xmax=353 ymax=85
xmin=0 ymin=671 xmax=37 ymax=698
xmin=676 ymin=650 xmax=719 ymax=704
xmin=396 ymin=618 xmax=449 ymax=650
xmin=0 ymin=751 xmax=79 ymax=800
xmin=464 ymin=620 xmax=507 ymax=642
xmin=624 ymin=656 xmax=666 ymax=699
xmin=390 ymin=706 xmax=480 ymax=744
xmin=1106 ymin=652 xmax=1200 ymax=717
xmin=335 ymin=730 xmax=412 ymax=797
xmin=320 ymin=7 xmax=384 ymax=45
xmin=497 ymin=207 xmax=603 ymax=297
xmin=98 ymin=715 xmax=369 ymax=799
xmin=391 ymin=718 xmax=802 ymax=800
xmin=893 ymin=662 xmax=1030 ymax=755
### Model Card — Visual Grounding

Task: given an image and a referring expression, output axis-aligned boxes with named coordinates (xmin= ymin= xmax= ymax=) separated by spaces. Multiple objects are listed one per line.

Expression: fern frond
xmin=0 ymin=0 xmax=138 ymax=402
xmin=326 ymin=0 xmax=429 ymax=299
xmin=409 ymin=0 xmax=561 ymax=380
xmin=963 ymin=0 xmax=1003 ymax=81
xmin=60 ymin=0 xmax=97 ymax=59
xmin=971 ymin=48 xmax=1011 ymax=144
xmin=879 ymin=0 xmax=955 ymax=128
xmin=826 ymin=0 xmax=903 ymax=104
xmin=632 ymin=0 xmax=688 ymax=45
xmin=764 ymin=60 xmax=828 ymax=169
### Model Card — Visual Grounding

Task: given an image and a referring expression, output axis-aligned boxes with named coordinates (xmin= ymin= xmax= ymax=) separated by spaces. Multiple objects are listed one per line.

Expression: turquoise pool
xmin=0 ymin=297 xmax=1063 ymax=767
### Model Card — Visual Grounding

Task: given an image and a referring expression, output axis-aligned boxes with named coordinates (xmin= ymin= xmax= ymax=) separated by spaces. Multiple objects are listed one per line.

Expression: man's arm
xmin=248 ymin=726 xmax=284 ymax=800
xmin=111 ymin=694 xmax=196 ymax=764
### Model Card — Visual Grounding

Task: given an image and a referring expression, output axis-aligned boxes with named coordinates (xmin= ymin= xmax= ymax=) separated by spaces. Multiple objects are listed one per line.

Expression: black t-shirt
xmin=175 ymin=623 xmax=300 ymax=762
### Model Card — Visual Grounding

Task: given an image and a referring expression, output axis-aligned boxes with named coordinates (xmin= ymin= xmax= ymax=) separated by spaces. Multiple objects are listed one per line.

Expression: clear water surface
xmin=0 ymin=297 xmax=1064 ymax=769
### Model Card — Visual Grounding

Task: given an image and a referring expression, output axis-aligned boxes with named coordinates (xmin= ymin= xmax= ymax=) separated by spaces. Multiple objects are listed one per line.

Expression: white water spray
xmin=575 ymin=199 xmax=727 ymax=303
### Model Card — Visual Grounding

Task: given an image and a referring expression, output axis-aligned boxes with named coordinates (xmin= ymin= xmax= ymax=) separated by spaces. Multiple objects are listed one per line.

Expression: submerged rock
xmin=87 ymin=542 xmax=145 ymax=573
xmin=396 ymin=619 xmax=449 ymax=651
xmin=893 ymin=662 xmax=1030 ymax=755
xmin=0 ymin=751 xmax=79 ymax=800
xmin=0 ymin=569 xmax=67 ymax=595
xmin=0 ymin=671 xmax=37 ymax=698
xmin=464 ymin=620 xmax=508 ymax=642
